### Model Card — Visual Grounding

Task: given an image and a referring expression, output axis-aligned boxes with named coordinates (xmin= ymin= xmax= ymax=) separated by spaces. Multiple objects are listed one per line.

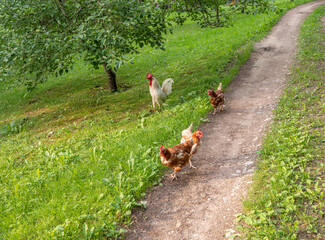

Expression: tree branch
xmin=54 ymin=0 xmax=69 ymax=20
xmin=62 ymin=0 xmax=99 ymax=32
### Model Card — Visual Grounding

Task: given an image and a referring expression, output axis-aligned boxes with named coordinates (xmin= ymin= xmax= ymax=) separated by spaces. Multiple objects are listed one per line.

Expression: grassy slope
xmin=237 ymin=5 xmax=325 ymax=240
xmin=0 ymin=0 xmax=317 ymax=239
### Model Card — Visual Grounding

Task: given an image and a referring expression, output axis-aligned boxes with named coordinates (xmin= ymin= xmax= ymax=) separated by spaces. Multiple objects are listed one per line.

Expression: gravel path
xmin=125 ymin=1 xmax=325 ymax=239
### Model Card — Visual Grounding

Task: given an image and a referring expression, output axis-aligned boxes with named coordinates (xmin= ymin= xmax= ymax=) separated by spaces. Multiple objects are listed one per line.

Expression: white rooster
xmin=146 ymin=73 xmax=174 ymax=111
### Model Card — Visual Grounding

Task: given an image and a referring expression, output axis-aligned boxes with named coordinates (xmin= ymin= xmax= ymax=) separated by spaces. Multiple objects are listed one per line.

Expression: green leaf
xmin=125 ymin=210 xmax=132 ymax=215
xmin=54 ymin=225 xmax=64 ymax=232
xmin=265 ymin=200 xmax=272 ymax=208
xmin=244 ymin=216 xmax=253 ymax=225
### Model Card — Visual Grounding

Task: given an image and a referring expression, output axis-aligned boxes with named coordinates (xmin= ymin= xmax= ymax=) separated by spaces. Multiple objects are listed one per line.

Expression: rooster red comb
xmin=146 ymin=73 xmax=154 ymax=80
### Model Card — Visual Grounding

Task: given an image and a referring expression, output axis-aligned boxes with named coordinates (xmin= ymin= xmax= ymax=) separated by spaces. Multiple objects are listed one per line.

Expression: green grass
xmin=0 ymin=0 xmax=317 ymax=239
xmin=237 ymin=5 xmax=325 ymax=240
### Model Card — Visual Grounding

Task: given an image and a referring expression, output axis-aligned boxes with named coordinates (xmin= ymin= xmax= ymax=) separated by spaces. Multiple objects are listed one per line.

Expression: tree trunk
xmin=103 ymin=63 xmax=117 ymax=92
xmin=216 ymin=5 xmax=220 ymax=25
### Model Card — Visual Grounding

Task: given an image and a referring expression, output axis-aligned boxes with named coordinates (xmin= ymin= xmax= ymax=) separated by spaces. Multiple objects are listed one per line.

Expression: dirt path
xmin=125 ymin=1 xmax=325 ymax=239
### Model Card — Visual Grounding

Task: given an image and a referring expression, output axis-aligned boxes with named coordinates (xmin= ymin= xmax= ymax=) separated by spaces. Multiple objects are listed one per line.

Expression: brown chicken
xmin=188 ymin=130 xmax=203 ymax=164
xmin=180 ymin=123 xmax=202 ymax=168
xmin=208 ymin=82 xmax=225 ymax=115
xmin=160 ymin=130 xmax=203 ymax=180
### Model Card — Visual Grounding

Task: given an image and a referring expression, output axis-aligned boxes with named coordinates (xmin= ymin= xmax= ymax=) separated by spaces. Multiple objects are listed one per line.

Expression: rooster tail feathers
xmin=161 ymin=78 xmax=174 ymax=96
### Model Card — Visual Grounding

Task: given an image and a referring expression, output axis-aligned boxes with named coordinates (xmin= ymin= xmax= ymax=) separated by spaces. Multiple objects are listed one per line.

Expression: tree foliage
xmin=157 ymin=0 xmax=276 ymax=28
xmin=0 ymin=0 xmax=276 ymax=91
xmin=0 ymin=0 xmax=167 ymax=91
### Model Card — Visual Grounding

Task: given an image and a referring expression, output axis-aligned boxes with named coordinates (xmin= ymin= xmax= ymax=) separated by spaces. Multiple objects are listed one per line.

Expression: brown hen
xmin=208 ymin=82 xmax=225 ymax=115
xmin=160 ymin=131 xmax=203 ymax=180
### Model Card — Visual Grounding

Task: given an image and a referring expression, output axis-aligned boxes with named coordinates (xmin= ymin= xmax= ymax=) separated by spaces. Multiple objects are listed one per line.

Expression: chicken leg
xmin=171 ymin=171 xmax=178 ymax=180
xmin=189 ymin=158 xmax=196 ymax=169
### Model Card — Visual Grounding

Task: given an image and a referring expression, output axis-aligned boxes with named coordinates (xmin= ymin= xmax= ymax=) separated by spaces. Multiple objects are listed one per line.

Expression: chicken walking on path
xmin=126 ymin=1 xmax=325 ymax=239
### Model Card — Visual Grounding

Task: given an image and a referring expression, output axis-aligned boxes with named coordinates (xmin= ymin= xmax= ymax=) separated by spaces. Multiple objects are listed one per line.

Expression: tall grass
xmin=0 ymin=0 xmax=317 ymax=239
xmin=237 ymin=5 xmax=325 ymax=239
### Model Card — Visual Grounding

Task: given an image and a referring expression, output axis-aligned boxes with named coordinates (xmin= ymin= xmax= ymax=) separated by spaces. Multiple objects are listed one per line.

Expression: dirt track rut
xmin=125 ymin=1 xmax=325 ymax=239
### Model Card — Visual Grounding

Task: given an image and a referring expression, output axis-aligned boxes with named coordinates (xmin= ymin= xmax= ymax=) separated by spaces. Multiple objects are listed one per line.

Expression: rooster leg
xmin=152 ymin=99 xmax=156 ymax=112
xmin=213 ymin=108 xmax=217 ymax=115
